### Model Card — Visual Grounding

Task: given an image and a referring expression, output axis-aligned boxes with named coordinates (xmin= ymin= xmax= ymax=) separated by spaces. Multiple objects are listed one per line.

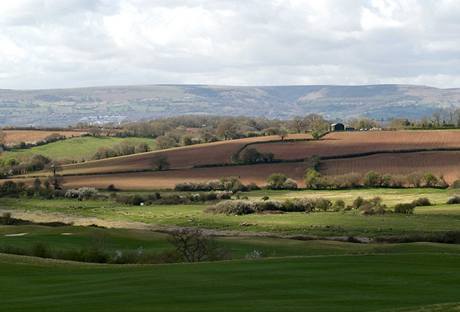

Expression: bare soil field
xmin=3 ymin=130 xmax=85 ymax=145
xmin=13 ymin=162 xmax=307 ymax=190
xmin=251 ymin=130 xmax=460 ymax=160
xmin=56 ymin=134 xmax=310 ymax=175
xmin=322 ymin=151 xmax=460 ymax=183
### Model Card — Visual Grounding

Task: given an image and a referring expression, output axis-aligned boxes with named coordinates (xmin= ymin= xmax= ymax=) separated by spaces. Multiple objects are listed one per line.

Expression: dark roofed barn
xmin=331 ymin=123 xmax=345 ymax=132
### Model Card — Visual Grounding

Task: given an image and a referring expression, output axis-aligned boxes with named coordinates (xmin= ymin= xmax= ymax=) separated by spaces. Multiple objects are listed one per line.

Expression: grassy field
xmin=1 ymin=252 xmax=459 ymax=312
xmin=1 ymin=136 xmax=156 ymax=162
xmin=2 ymin=187 xmax=460 ymax=237
xmin=2 ymin=224 xmax=460 ymax=259
xmin=1 ymin=186 xmax=460 ymax=311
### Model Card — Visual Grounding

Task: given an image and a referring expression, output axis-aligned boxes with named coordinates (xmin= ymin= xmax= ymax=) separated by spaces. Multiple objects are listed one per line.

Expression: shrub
xmin=412 ymin=197 xmax=431 ymax=206
xmin=267 ymin=173 xmax=297 ymax=190
xmin=451 ymin=179 xmax=460 ymax=189
xmin=332 ymin=199 xmax=345 ymax=211
xmin=423 ymin=173 xmax=439 ymax=187
xmin=304 ymin=169 xmax=324 ymax=189
xmin=282 ymin=199 xmax=315 ymax=212
xmin=64 ymin=187 xmax=98 ymax=200
xmin=314 ymin=198 xmax=332 ymax=211
xmin=447 ymin=196 xmax=460 ymax=204
xmin=394 ymin=203 xmax=415 ymax=214
xmin=407 ymin=173 xmax=423 ymax=187
xmin=352 ymin=196 xmax=365 ymax=209
xmin=363 ymin=171 xmax=381 ymax=187
xmin=353 ymin=196 xmax=387 ymax=215
xmin=175 ymin=177 xmax=249 ymax=192
xmin=206 ymin=200 xmax=255 ymax=215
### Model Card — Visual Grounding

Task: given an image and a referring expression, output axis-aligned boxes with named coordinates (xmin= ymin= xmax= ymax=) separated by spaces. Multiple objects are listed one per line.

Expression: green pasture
xmin=2 ymin=187 xmax=460 ymax=237
xmin=1 ymin=136 xmax=156 ymax=162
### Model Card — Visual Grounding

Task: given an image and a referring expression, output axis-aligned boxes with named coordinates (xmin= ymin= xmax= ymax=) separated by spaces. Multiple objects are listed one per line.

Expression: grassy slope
xmin=3 ymin=224 xmax=460 ymax=258
xmin=2 ymin=187 xmax=460 ymax=237
xmin=1 ymin=136 xmax=156 ymax=162
xmin=0 ymin=253 xmax=459 ymax=312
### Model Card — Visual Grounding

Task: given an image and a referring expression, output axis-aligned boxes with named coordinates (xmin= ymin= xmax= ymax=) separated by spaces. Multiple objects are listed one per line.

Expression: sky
xmin=1 ymin=0 xmax=460 ymax=89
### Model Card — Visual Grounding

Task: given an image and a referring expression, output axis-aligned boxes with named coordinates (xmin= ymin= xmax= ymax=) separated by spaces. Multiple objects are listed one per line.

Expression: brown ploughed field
xmin=3 ymin=130 xmax=85 ymax=145
xmin=322 ymin=150 xmax=460 ymax=184
xmin=250 ymin=130 xmax=460 ymax=160
xmin=14 ymin=162 xmax=308 ymax=190
xmin=8 ymin=130 xmax=460 ymax=190
xmin=57 ymin=134 xmax=310 ymax=175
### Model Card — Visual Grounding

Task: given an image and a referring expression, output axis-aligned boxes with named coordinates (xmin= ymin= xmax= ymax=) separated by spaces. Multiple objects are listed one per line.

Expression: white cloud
xmin=0 ymin=0 xmax=460 ymax=89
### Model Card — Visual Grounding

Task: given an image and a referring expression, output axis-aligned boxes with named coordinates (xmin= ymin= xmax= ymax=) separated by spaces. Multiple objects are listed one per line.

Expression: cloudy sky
xmin=1 ymin=0 xmax=460 ymax=89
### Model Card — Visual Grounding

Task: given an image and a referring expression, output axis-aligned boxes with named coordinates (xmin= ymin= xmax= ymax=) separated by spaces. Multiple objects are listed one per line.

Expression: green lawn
xmin=0 ymin=252 xmax=459 ymax=312
xmin=2 ymin=189 xmax=460 ymax=237
xmin=1 ymin=136 xmax=156 ymax=162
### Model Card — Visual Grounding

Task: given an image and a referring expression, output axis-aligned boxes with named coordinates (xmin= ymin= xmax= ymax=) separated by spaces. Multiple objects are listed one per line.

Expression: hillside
xmin=1 ymin=136 xmax=156 ymax=162
xmin=9 ymin=130 xmax=460 ymax=190
xmin=2 ymin=84 xmax=460 ymax=126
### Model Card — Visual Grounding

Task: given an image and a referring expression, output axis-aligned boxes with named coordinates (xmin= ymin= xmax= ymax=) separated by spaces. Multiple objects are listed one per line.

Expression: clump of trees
xmin=175 ymin=177 xmax=258 ymax=192
xmin=0 ymin=154 xmax=52 ymax=177
xmin=93 ymin=141 xmax=150 ymax=160
xmin=64 ymin=187 xmax=99 ymax=201
xmin=304 ymin=169 xmax=448 ymax=190
xmin=234 ymin=148 xmax=274 ymax=164
xmin=206 ymin=198 xmax=346 ymax=215
xmin=114 ymin=191 xmax=232 ymax=206
xmin=266 ymin=173 xmax=298 ymax=190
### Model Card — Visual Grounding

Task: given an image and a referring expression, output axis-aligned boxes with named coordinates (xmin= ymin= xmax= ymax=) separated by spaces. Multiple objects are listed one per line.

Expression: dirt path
xmin=0 ymin=209 xmax=372 ymax=243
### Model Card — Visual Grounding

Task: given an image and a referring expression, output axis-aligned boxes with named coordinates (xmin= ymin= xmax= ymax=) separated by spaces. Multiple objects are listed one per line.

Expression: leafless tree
xmin=168 ymin=228 xmax=215 ymax=262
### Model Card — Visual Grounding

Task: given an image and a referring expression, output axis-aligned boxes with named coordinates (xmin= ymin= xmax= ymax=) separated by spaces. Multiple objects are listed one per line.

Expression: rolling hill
xmin=2 ymin=84 xmax=460 ymax=126
xmin=8 ymin=130 xmax=460 ymax=190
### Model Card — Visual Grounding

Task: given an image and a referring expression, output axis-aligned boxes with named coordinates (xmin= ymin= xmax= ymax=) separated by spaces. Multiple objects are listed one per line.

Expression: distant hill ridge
xmin=1 ymin=84 xmax=460 ymax=126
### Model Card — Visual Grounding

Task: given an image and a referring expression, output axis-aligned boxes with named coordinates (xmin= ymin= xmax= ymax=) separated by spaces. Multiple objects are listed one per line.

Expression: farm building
xmin=330 ymin=123 xmax=345 ymax=131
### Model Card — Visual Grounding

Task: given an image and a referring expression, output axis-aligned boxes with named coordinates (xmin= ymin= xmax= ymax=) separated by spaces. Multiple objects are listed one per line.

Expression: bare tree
xmin=169 ymin=229 xmax=212 ymax=262
xmin=48 ymin=161 xmax=63 ymax=190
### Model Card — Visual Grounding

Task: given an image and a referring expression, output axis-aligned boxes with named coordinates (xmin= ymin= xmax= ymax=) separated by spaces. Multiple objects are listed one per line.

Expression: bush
xmin=447 ymin=196 xmax=460 ymax=204
xmin=332 ymin=199 xmax=345 ymax=211
xmin=267 ymin=173 xmax=298 ymax=190
xmin=412 ymin=197 xmax=431 ymax=206
xmin=282 ymin=199 xmax=315 ymax=212
xmin=304 ymin=169 xmax=324 ymax=189
xmin=64 ymin=187 xmax=98 ymax=200
xmin=175 ymin=177 xmax=249 ymax=192
xmin=206 ymin=200 xmax=255 ymax=215
xmin=352 ymin=196 xmax=365 ymax=209
xmin=363 ymin=171 xmax=381 ymax=187
xmin=314 ymin=198 xmax=332 ymax=211
xmin=352 ymin=196 xmax=387 ymax=215
xmin=394 ymin=203 xmax=415 ymax=214
xmin=451 ymin=179 xmax=460 ymax=189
